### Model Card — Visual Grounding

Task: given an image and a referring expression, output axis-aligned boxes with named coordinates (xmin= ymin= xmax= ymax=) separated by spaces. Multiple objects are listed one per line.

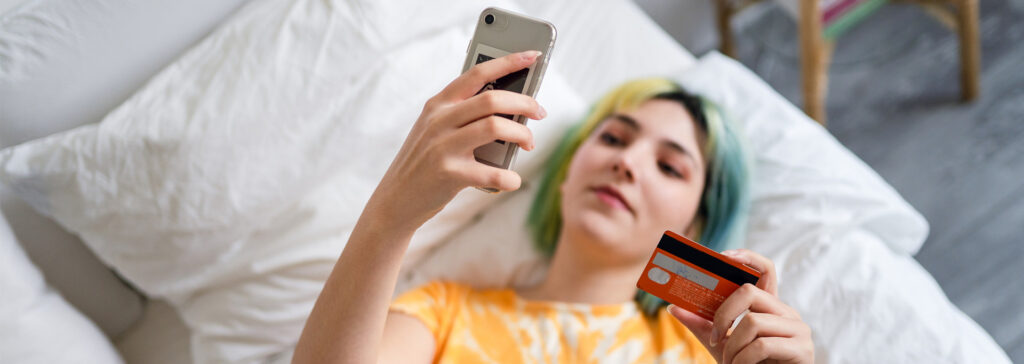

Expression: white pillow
xmin=404 ymin=53 xmax=1010 ymax=363
xmin=0 ymin=210 xmax=123 ymax=363
xmin=0 ymin=0 xmax=171 ymax=336
xmin=0 ymin=0 xmax=585 ymax=362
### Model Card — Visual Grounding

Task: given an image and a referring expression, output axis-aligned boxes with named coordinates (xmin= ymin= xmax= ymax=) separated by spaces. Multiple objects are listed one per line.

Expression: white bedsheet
xmin=0 ymin=211 xmax=122 ymax=364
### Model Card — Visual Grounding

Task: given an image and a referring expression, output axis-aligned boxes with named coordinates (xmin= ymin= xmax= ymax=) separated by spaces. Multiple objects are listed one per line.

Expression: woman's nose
xmin=611 ymin=154 xmax=635 ymax=182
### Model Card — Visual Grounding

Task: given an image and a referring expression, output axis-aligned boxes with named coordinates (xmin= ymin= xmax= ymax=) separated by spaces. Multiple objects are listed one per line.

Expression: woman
xmin=293 ymin=51 xmax=814 ymax=363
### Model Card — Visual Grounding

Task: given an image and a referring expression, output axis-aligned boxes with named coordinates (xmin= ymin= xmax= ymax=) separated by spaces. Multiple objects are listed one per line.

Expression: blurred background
xmin=635 ymin=0 xmax=1024 ymax=360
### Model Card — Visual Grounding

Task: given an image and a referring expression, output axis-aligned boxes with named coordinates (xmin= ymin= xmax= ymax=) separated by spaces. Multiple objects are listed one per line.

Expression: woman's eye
xmin=659 ymin=162 xmax=683 ymax=178
xmin=599 ymin=132 xmax=624 ymax=146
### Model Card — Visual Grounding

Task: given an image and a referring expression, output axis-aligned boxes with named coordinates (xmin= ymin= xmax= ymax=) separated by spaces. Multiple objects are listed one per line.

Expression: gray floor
xmin=718 ymin=0 xmax=1024 ymax=361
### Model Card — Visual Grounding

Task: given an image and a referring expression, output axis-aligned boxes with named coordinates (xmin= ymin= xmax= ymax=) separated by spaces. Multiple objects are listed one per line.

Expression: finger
xmin=721 ymin=313 xmax=802 ymax=364
xmin=711 ymin=284 xmax=794 ymax=347
xmin=448 ymin=158 xmax=522 ymax=191
xmin=730 ymin=337 xmax=806 ymax=364
xmin=437 ymin=90 xmax=546 ymax=128
xmin=721 ymin=249 xmax=778 ymax=296
xmin=439 ymin=51 xmax=541 ymax=101
xmin=449 ymin=115 xmax=535 ymax=153
xmin=667 ymin=305 xmax=716 ymax=350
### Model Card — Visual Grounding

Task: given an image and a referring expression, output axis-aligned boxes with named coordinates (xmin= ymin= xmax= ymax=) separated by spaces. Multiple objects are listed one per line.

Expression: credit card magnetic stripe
xmin=656 ymin=235 xmax=759 ymax=286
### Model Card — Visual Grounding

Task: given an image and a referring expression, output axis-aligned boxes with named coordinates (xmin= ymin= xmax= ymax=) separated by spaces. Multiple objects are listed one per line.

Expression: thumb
xmin=667 ymin=304 xmax=720 ymax=356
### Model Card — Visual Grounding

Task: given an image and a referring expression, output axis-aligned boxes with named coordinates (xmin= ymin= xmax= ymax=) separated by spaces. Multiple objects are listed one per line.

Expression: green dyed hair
xmin=526 ymin=78 xmax=752 ymax=317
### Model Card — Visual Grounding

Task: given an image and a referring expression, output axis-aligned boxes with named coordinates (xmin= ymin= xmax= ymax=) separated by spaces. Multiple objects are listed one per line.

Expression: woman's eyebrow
xmin=610 ymin=113 xmax=699 ymax=166
xmin=663 ymin=140 xmax=699 ymax=167
xmin=611 ymin=113 xmax=642 ymax=131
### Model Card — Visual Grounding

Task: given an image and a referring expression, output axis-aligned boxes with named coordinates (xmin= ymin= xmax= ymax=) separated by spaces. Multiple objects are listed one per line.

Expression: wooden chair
xmin=716 ymin=0 xmax=980 ymax=125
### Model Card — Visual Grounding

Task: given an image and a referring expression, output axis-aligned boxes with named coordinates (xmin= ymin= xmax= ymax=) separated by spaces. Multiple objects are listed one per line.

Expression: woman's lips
xmin=593 ymin=187 xmax=632 ymax=213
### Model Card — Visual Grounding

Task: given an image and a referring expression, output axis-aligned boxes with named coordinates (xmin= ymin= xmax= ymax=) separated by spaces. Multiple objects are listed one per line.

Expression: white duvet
xmin=0 ymin=0 xmax=1010 ymax=363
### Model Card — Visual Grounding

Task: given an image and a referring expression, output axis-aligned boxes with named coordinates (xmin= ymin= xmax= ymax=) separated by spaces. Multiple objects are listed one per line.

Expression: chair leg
xmin=957 ymin=0 xmax=981 ymax=101
xmin=799 ymin=0 xmax=828 ymax=125
xmin=717 ymin=0 xmax=736 ymax=57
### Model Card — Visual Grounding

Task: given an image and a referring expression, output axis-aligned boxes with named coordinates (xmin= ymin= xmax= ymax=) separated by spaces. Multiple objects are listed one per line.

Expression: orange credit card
xmin=636 ymin=230 xmax=761 ymax=321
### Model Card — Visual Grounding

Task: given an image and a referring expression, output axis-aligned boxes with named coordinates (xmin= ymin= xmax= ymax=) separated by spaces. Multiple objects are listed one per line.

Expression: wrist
xmin=359 ymin=193 xmax=422 ymax=240
xmin=364 ymin=178 xmax=449 ymax=234
xmin=343 ymin=208 xmax=418 ymax=266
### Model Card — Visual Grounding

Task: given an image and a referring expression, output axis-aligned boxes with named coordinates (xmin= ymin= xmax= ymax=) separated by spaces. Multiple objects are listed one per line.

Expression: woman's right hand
xmin=366 ymin=50 xmax=548 ymax=232
xmin=296 ymin=53 xmax=547 ymax=363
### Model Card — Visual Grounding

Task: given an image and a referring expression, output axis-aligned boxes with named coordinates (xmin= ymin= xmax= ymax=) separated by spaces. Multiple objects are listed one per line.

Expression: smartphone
xmin=462 ymin=7 xmax=556 ymax=193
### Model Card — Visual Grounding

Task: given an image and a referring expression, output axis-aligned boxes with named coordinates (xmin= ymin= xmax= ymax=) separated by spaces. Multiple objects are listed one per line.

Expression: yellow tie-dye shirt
xmin=390 ymin=281 xmax=715 ymax=364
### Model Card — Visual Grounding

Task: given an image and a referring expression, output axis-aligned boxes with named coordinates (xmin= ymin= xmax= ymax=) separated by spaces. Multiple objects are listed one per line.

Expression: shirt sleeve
xmin=389 ymin=280 xmax=466 ymax=345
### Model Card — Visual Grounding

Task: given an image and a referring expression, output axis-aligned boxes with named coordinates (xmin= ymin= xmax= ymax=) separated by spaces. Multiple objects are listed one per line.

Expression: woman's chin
xmin=573 ymin=209 xmax=635 ymax=247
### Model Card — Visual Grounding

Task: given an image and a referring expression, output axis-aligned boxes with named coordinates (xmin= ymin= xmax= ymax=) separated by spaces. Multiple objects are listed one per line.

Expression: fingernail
xmin=538 ymin=104 xmax=547 ymax=118
xmin=521 ymin=50 xmax=542 ymax=62
xmin=721 ymin=250 xmax=737 ymax=256
xmin=709 ymin=327 xmax=720 ymax=347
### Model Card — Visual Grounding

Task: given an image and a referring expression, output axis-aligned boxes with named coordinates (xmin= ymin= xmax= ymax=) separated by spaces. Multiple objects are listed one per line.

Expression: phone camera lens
xmin=484 ymin=14 xmax=495 ymax=24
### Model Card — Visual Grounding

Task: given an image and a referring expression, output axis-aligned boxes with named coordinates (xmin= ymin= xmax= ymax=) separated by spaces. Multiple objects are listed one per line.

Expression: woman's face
xmin=559 ymin=99 xmax=707 ymax=265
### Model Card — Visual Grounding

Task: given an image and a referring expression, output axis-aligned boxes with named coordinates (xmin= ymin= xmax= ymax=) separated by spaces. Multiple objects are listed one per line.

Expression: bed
xmin=0 ymin=0 xmax=1011 ymax=363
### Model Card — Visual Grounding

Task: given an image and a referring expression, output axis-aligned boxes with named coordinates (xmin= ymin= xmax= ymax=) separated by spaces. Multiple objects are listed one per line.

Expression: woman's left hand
xmin=667 ymin=249 xmax=814 ymax=364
